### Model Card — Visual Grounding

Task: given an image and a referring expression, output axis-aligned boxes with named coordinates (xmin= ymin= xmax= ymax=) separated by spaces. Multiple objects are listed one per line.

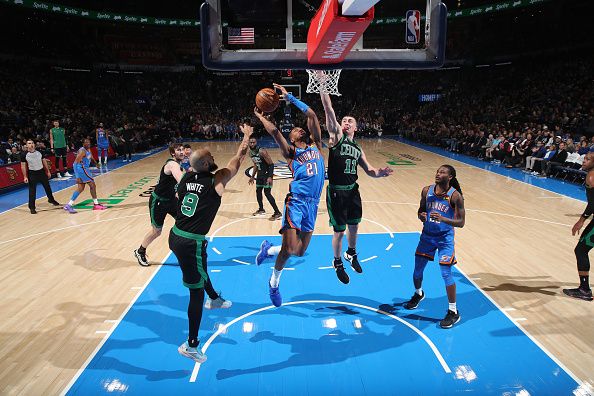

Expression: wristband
xmin=285 ymin=93 xmax=309 ymax=114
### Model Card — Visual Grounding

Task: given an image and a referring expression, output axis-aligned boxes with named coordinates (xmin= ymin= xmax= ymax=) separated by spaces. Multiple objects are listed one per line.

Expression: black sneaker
xmin=333 ymin=260 xmax=350 ymax=284
xmin=440 ymin=309 xmax=461 ymax=329
xmin=30 ymin=208 xmax=37 ymax=214
xmin=344 ymin=251 xmax=362 ymax=273
xmin=562 ymin=287 xmax=593 ymax=301
xmin=269 ymin=212 xmax=282 ymax=221
xmin=48 ymin=200 xmax=61 ymax=206
xmin=404 ymin=291 xmax=425 ymax=309
xmin=252 ymin=209 xmax=266 ymax=216
xmin=134 ymin=249 xmax=150 ymax=267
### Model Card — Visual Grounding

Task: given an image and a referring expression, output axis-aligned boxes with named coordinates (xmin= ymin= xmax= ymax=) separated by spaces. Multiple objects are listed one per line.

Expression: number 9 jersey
xmin=174 ymin=171 xmax=221 ymax=236
xmin=288 ymin=144 xmax=325 ymax=199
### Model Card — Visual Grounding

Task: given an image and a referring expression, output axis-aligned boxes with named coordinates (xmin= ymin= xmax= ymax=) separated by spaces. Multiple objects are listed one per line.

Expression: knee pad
xmin=440 ymin=264 xmax=455 ymax=286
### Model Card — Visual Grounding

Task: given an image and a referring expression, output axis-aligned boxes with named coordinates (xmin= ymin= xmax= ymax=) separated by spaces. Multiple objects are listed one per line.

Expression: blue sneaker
xmin=269 ymin=284 xmax=282 ymax=307
xmin=256 ymin=240 xmax=272 ymax=266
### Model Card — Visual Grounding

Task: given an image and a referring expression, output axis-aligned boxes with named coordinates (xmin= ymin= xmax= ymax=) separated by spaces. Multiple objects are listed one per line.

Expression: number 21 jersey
xmin=289 ymin=145 xmax=325 ymax=199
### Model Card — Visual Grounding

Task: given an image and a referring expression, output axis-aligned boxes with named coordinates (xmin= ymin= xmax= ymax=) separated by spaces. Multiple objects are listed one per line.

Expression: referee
xmin=20 ymin=139 xmax=60 ymax=214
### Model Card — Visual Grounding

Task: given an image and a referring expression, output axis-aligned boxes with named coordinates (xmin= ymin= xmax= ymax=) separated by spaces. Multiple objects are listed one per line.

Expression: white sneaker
xmin=64 ymin=171 xmax=72 ymax=177
xmin=178 ymin=341 xmax=207 ymax=363
xmin=56 ymin=172 xmax=62 ymax=178
xmin=205 ymin=294 xmax=232 ymax=309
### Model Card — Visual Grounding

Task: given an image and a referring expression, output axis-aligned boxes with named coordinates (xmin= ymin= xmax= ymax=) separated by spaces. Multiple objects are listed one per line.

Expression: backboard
xmin=200 ymin=0 xmax=447 ymax=71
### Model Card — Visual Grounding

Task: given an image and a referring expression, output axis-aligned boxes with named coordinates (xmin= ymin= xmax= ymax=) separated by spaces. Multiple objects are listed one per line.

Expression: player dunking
xmin=254 ymin=83 xmax=325 ymax=307
xmin=320 ymin=90 xmax=393 ymax=284
xmin=248 ymin=136 xmax=282 ymax=220
xmin=96 ymin=123 xmax=110 ymax=167
xmin=564 ymin=151 xmax=594 ymax=301
xmin=174 ymin=125 xmax=252 ymax=363
xmin=404 ymin=165 xmax=466 ymax=329
xmin=134 ymin=143 xmax=185 ymax=267
xmin=63 ymin=138 xmax=107 ymax=213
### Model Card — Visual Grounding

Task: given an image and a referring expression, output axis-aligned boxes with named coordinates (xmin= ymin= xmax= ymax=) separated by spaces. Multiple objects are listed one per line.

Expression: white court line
xmin=60 ymin=252 xmax=171 ymax=396
xmin=454 ymin=264 xmax=584 ymax=386
xmin=362 ymin=218 xmax=394 ymax=238
xmin=95 ymin=331 xmax=109 ymax=334
xmin=391 ymin=265 xmax=401 ymax=268
xmin=0 ymin=146 xmax=167 ymax=216
xmin=210 ymin=269 xmax=222 ymax=273
xmin=513 ymin=318 xmax=528 ymax=322
xmin=0 ymin=213 xmax=147 ymax=245
xmin=189 ymin=299 xmax=451 ymax=382
xmin=360 ymin=256 xmax=377 ymax=263
xmin=270 ymin=267 xmax=295 ymax=271
xmin=212 ymin=247 xmax=222 ymax=255
xmin=389 ymin=138 xmax=586 ymax=204
xmin=386 ymin=243 xmax=394 ymax=251
xmin=318 ymin=266 xmax=333 ymax=270
xmin=232 ymin=259 xmax=250 ymax=265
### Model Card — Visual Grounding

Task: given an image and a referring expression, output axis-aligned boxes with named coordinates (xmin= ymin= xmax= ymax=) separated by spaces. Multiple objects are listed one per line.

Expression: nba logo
xmin=406 ymin=10 xmax=421 ymax=44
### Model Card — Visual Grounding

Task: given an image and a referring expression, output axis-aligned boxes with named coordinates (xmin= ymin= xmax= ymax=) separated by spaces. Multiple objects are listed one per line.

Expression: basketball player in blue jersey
xmin=404 ymin=165 xmax=466 ymax=328
xmin=63 ymin=138 xmax=107 ymax=213
xmin=181 ymin=143 xmax=192 ymax=171
xmin=96 ymin=123 xmax=110 ymax=167
xmin=254 ymin=83 xmax=325 ymax=307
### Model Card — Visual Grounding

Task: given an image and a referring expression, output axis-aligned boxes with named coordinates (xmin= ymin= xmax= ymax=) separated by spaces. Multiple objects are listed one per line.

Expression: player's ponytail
xmin=442 ymin=164 xmax=462 ymax=196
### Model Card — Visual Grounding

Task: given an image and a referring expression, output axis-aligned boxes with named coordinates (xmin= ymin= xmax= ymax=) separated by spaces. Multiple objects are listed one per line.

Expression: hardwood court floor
xmin=0 ymin=139 xmax=592 ymax=394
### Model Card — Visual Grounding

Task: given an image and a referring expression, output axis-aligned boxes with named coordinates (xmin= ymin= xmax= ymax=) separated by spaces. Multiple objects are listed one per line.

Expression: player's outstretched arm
xmin=320 ymin=90 xmax=341 ymax=146
xmin=215 ymin=124 xmax=252 ymax=192
xmin=165 ymin=161 xmax=185 ymax=183
xmin=358 ymin=149 xmax=393 ymax=178
xmin=253 ymin=107 xmax=293 ymax=160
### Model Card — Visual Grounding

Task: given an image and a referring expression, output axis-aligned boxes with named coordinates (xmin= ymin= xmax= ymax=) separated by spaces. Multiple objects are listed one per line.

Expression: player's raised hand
xmin=272 ymin=83 xmax=288 ymax=99
xmin=240 ymin=123 xmax=253 ymax=140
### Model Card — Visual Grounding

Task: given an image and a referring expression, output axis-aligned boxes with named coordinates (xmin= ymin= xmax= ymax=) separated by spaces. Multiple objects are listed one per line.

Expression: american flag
xmin=228 ymin=27 xmax=255 ymax=44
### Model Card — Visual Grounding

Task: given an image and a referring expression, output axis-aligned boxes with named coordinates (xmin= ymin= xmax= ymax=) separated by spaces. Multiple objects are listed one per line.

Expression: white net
xmin=305 ymin=69 xmax=342 ymax=96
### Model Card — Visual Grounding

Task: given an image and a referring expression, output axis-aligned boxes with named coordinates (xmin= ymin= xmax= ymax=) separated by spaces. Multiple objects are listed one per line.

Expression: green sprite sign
xmin=73 ymin=175 xmax=156 ymax=209
xmin=3 ymin=0 xmax=551 ymax=27
xmin=377 ymin=151 xmax=417 ymax=166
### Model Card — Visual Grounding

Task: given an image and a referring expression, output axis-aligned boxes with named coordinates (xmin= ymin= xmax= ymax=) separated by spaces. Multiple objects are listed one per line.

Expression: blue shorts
xmin=74 ymin=164 xmax=94 ymax=183
xmin=415 ymin=232 xmax=456 ymax=265
xmin=280 ymin=193 xmax=319 ymax=233
xmin=98 ymin=141 xmax=109 ymax=150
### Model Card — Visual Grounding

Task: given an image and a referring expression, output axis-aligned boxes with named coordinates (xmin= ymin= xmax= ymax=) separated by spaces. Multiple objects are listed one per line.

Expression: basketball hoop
xmin=306 ymin=69 xmax=342 ymax=96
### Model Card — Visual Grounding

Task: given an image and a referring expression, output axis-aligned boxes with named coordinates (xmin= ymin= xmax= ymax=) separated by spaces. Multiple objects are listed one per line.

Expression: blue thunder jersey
xmin=97 ymin=128 xmax=108 ymax=145
xmin=423 ymin=184 xmax=456 ymax=236
xmin=289 ymin=144 xmax=325 ymax=199
xmin=77 ymin=147 xmax=92 ymax=168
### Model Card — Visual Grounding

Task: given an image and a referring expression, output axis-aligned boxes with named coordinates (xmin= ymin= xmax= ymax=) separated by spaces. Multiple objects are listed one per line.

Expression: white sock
xmin=448 ymin=302 xmax=457 ymax=313
xmin=68 ymin=200 xmax=74 ymax=206
xmin=93 ymin=199 xmax=99 ymax=205
xmin=415 ymin=288 xmax=423 ymax=296
xmin=270 ymin=269 xmax=282 ymax=288
xmin=267 ymin=245 xmax=281 ymax=256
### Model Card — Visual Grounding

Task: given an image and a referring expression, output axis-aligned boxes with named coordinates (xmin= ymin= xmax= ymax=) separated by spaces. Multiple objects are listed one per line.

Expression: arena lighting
xmin=106 ymin=70 xmax=120 ymax=74
xmin=475 ymin=64 xmax=490 ymax=68
xmin=123 ymin=71 xmax=143 ymax=74
xmin=495 ymin=61 xmax=512 ymax=66
xmin=441 ymin=66 xmax=461 ymax=70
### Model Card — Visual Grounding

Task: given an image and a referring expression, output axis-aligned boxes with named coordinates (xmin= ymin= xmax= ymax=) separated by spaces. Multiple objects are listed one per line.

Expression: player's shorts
xmin=415 ymin=232 xmax=457 ymax=265
xmin=280 ymin=193 xmax=319 ymax=233
xmin=256 ymin=177 xmax=272 ymax=189
xmin=326 ymin=183 xmax=362 ymax=232
xmin=169 ymin=226 xmax=208 ymax=289
xmin=54 ymin=147 xmax=67 ymax=157
xmin=97 ymin=141 xmax=109 ymax=150
xmin=149 ymin=192 xmax=177 ymax=229
xmin=73 ymin=163 xmax=93 ymax=183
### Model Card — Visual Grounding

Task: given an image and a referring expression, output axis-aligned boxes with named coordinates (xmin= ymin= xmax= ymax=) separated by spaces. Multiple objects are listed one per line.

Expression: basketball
xmin=255 ymin=88 xmax=280 ymax=113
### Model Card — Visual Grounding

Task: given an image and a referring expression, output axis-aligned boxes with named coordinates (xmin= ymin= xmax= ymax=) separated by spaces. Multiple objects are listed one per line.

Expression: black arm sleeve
xmin=266 ymin=164 xmax=275 ymax=178
xmin=583 ymin=187 xmax=594 ymax=218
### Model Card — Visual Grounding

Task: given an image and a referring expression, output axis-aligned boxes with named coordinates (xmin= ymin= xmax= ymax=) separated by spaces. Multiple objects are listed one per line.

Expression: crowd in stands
xmin=2 ymin=55 xmax=593 ymax=184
